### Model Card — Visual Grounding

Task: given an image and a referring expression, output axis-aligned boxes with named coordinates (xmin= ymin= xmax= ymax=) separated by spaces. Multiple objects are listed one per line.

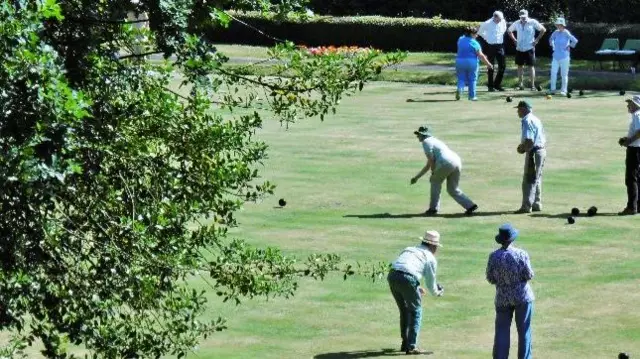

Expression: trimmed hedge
xmin=206 ymin=13 xmax=640 ymax=60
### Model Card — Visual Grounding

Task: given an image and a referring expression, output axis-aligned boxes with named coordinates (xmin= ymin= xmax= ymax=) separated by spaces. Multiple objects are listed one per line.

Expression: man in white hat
xmin=508 ymin=9 xmax=546 ymax=91
xmin=618 ymin=95 xmax=640 ymax=215
xmin=478 ymin=11 xmax=508 ymax=92
xmin=388 ymin=230 xmax=444 ymax=355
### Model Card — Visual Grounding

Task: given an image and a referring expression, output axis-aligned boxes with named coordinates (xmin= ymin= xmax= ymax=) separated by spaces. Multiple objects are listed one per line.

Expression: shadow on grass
xmin=406 ymin=98 xmax=457 ymax=103
xmin=530 ymin=212 xmax=620 ymax=219
xmin=343 ymin=211 xmax=512 ymax=219
xmin=314 ymin=348 xmax=432 ymax=358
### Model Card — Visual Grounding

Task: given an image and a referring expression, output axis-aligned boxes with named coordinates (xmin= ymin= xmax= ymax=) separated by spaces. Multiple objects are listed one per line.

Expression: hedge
xmin=206 ymin=13 xmax=640 ymax=60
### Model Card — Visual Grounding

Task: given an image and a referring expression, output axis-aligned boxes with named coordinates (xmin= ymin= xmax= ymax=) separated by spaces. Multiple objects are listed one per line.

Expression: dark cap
xmin=413 ymin=125 xmax=432 ymax=137
xmin=514 ymin=100 xmax=533 ymax=110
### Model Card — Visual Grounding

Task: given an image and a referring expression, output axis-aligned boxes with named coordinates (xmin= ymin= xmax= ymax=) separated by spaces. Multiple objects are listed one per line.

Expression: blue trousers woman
xmin=456 ymin=58 xmax=479 ymax=100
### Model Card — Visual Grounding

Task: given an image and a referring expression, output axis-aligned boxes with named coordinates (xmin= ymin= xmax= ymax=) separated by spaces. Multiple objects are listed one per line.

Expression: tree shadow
xmin=314 ymin=348 xmax=432 ymax=358
xmin=343 ymin=211 xmax=513 ymax=219
xmin=406 ymin=98 xmax=457 ymax=103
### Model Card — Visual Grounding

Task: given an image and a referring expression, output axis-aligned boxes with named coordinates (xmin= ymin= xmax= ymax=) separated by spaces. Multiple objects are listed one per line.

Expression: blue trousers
xmin=456 ymin=59 xmax=479 ymax=99
xmin=387 ymin=270 xmax=422 ymax=351
xmin=493 ymin=301 xmax=534 ymax=359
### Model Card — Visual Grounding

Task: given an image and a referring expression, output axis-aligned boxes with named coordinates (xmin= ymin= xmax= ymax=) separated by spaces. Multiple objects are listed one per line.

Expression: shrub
xmin=207 ymin=12 xmax=640 ymax=60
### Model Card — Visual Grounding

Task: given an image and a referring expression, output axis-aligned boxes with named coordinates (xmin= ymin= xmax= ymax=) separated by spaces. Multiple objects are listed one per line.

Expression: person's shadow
xmin=406 ymin=98 xmax=458 ymax=103
xmin=343 ymin=211 xmax=513 ymax=219
xmin=314 ymin=348 xmax=433 ymax=358
xmin=529 ymin=212 xmax=619 ymax=219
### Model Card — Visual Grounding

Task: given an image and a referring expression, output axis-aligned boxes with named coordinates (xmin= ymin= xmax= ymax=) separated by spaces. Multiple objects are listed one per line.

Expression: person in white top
xmin=548 ymin=18 xmax=578 ymax=95
xmin=388 ymin=230 xmax=444 ymax=355
xmin=478 ymin=11 xmax=508 ymax=92
xmin=618 ymin=95 xmax=640 ymax=215
xmin=507 ymin=10 xmax=546 ymax=91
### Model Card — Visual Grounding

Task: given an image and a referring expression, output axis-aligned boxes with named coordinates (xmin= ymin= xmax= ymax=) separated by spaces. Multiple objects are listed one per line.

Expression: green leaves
xmin=0 ymin=1 xmax=393 ymax=358
xmin=211 ymin=8 xmax=232 ymax=28
xmin=38 ymin=0 xmax=64 ymax=21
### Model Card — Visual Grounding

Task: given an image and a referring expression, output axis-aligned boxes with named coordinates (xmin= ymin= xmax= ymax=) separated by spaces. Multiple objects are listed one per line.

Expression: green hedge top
xmin=211 ymin=12 xmax=640 ymax=59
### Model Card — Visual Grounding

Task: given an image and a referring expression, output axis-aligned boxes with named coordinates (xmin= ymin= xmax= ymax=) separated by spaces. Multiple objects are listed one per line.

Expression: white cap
xmin=626 ymin=95 xmax=640 ymax=107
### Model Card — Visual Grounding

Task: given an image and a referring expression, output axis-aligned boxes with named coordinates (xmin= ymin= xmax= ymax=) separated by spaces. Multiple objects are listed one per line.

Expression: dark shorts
xmin=515 ymin=49 xmax=535 ymax=66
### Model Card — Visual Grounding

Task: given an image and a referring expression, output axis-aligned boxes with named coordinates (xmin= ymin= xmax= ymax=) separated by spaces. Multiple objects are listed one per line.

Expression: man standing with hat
xmin=478 ymin=11 xmax=508 ymax=92
xmin=410 ymin=125 xmax=478 ymax=216
xmin=514 ymin=100 xmax=546 ymax=214
xmin=618 ymin=95 xmax=640 ymax=215
xmin=508 ymin=9 xmax=546 ymax=91
xmin=388 ymin=230 xmax=444 ymax=355
xmin=486 ymin=224 xmax=535 ymax=359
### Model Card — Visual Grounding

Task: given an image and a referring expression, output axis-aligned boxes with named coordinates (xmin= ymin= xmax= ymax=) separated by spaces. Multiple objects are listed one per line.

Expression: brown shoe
xmin=618 ymin=208 xmax=637 ymax=216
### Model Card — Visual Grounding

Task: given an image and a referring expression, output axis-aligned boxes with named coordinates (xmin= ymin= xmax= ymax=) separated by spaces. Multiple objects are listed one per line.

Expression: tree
xmin=0 ymin=0 xmax=403 ymax=357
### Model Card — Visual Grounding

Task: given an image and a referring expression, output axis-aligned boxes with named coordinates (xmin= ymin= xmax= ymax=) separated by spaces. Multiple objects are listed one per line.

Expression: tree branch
xmin=66 ymin=16 xmax=149 ymax=25
xmin=118 ymin=51 xmax=164 ymax=60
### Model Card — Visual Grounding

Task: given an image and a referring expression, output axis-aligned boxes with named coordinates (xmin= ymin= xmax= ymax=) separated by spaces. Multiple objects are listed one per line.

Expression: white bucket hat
xmin=555 ymin=18 xmax=566 ymax=26
xmin=420 ymin=230 xmax=442 ymax=247
xmin=626 ymin=95 xmax=640 ymax=107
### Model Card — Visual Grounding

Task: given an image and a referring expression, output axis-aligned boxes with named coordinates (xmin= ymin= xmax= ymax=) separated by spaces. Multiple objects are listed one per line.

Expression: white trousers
xmin=550 ymin=58 xmax=570 ymax=93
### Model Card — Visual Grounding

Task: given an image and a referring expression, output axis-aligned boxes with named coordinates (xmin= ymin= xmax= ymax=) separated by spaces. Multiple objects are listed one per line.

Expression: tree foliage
xmin=307 ymin=0 xmax=640 ymax=23
xmin=0 ymin=0 xmax=402 ymax=357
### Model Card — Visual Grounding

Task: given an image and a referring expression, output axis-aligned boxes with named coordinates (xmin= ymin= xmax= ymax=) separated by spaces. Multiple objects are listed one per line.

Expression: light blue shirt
xmin=456 ymin=35 xmax=482 ymax=60
xmin=391 ymin=245 xmax=439 ymax=296
xmin=421 ymin=137 xmax=462 ymax=168
xmin=521 ymin=113 xmax=546 ymax=148
xmin=549 ymin=29 xmax=578 ymax=60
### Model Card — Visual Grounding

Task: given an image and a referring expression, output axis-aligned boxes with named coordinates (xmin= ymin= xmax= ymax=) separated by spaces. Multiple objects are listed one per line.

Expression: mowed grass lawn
xmin=187 ymin=83 xmax=640 ymax=358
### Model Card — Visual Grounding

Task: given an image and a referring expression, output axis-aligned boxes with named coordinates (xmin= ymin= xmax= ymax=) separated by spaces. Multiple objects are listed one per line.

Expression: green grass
xmin=216 ymin=44 xmax=596 ymax=71
xmin=216 ymin=44 xmax=640 ymax=91
xmin=182 ymin=82 xmax=640 ymax=358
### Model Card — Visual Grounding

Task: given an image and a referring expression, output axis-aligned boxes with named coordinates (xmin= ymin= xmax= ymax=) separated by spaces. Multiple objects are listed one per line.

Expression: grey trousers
xmin=429 ymin=164 xmax=475 ymax=211
xmin=522 ymin=149 xmax=546 ymax=210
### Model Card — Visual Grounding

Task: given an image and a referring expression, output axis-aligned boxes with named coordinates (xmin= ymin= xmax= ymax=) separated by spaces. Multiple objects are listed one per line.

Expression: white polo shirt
xmin=628 ymin=110 xmax=640 ymax=147
xmin=508 ymin=18 xmax=544 ymax=52
xmin=479 ymin=18 xmax=507 ymax=45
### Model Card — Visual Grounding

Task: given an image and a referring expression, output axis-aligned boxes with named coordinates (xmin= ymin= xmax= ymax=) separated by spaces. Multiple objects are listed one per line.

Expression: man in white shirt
xmin=514 ymin=100 xmax=547 ymax=214
xmin=508 ymin=10 xmax=546 ymax=91
xmin=388 ymin=230 xmax=444 ymax=355
xmin=478 ymin=11 xmax=507 ymax=92
xmin=618 ymin=95 xmax=640 ymax=215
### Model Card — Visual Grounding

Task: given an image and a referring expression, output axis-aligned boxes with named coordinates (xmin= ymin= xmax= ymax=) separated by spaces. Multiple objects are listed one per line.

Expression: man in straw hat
xmin=514 ymin=100 xmax=546 ymax=214
xmin=486 ymin=224 xmax=535 ymax=359
xmin=618 ymin=95 xmax=640 ymax=215
xmin=388 ymin=230 xmax=444 ymax=355
xmin=410 ymin=125 xmax=478 ymax=216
